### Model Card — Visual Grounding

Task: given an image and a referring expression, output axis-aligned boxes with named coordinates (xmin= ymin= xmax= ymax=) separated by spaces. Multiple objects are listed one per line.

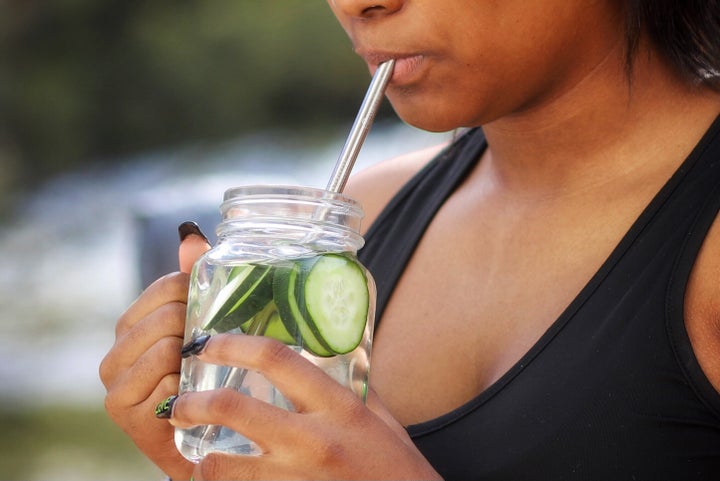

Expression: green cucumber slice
xmin=202 ymin=255 xmax=369 ymax=354
xmin=263 ymin=310 xmax=297 ymax=345
xmin=203 ymin=264 xmax=274 ymax=333
xmin=301 ymin=254 xmax=369 ymax=354
xmin=239 ymin=301 xmax=297 ymax=345
xmin=273 ymin=263 xmax=334 ymax=357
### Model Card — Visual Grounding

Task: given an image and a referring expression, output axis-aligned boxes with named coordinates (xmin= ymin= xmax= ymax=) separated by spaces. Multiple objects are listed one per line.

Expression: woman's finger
xmin=104 ymin=335 xmax=183 ymax=406
xmin=192 ymin=334 xmax=361 ymax=413
xmin=169 ymin=388 xmax=303 ymax=454
xmin=109 ymin=372 xmax=194 ymax=481
xmin=115 ymin=272 xmax=190 ymax=338
xmin=105 ymin=300 xmax=186 ymax=376
xmin=178 ymin=221 xmax=211 ymax=273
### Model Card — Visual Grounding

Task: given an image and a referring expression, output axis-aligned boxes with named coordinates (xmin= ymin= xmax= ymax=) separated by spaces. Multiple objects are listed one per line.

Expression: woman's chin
xmin=393 ymin=107 xmax=474 ymax=133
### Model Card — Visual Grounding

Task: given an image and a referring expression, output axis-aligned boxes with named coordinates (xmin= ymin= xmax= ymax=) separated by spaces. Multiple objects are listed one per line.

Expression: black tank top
xmin=358 ymin=118 xmax=720 ymax=480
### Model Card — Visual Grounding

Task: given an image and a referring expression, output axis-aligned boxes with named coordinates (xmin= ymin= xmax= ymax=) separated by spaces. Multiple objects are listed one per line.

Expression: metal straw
xmin=325 ymin=59 xmax=395 ymax=193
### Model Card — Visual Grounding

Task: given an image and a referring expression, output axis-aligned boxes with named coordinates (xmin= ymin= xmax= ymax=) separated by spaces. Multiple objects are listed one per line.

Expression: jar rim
xmin=222 ymin=185 xmax=363 ymax=215
xmin=223 ymin=184 xmax=357 ymax=203
xmin=218 ymin=184 xmax=366 ymax=242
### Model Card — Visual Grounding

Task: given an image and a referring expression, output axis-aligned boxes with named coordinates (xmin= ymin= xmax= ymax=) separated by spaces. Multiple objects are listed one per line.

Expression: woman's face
xmin=327 ymin=0 xmax=626 ymax=131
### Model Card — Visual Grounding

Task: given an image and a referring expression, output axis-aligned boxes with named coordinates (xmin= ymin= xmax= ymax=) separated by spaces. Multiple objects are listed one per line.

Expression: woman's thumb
xmin=178 ymin=221 xmax=211 ymax=273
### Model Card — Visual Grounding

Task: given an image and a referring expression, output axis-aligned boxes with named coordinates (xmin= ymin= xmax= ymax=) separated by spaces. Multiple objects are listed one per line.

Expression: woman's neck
xmin=481 ymin=42 xmax=720 ymax=201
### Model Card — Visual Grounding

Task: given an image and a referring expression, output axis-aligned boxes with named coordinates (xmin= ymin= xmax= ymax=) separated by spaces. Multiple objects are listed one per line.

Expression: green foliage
xmin=0 ymin=0 xmax=370 ymax=188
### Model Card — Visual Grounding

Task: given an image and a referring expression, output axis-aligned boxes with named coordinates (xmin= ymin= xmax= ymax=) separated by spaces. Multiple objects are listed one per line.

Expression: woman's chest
xmin=367 ymin=198 xmax=637 ymax=425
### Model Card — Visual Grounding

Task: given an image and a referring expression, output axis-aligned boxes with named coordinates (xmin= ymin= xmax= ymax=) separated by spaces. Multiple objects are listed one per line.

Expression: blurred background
xmin=0 ymin=1 xmax=451 ymax=479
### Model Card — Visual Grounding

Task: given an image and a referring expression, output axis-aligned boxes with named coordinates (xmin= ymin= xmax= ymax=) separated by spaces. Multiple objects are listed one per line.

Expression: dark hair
xmin=625 ymin=0 xmax=720 ymax=89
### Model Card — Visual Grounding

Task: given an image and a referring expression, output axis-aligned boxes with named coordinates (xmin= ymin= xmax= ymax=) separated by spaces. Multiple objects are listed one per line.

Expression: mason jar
xmin=175 ymin=185 xmax=376 ymax=462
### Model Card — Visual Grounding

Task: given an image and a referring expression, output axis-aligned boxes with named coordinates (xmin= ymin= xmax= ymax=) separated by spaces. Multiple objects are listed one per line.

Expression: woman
xmin=100 ymin=0 xmax=720 ymax=479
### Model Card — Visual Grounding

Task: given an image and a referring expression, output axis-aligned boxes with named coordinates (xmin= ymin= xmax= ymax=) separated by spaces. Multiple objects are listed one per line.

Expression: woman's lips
xmin=367 ymin=54 xmax=425 ymax=86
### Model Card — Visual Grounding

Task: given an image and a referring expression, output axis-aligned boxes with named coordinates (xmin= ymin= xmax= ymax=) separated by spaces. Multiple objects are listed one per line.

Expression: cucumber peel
xmin=301 ymin=254 xmax=369 ymax=354
xmin=273 ymin=254 xmax=369 ymax=356
xmin=203 ymin=265 xmax=273 ymax=333
xmin=273 ymin=262 xmax=334 ymax=357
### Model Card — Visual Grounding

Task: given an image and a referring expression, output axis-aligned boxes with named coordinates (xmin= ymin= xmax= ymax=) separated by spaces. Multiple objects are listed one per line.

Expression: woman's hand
xmin=98 ymin=222 xmax=211 ymax=480
xmin=165 ymin=333 xmax=442 ymax=481
xmin=99 ymin=271 xmax=194 ymax=479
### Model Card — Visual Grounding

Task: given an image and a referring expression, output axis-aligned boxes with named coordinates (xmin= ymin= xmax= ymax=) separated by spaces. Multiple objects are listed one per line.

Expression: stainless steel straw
xmin=326 ymin=59 xmax=396 ymax=193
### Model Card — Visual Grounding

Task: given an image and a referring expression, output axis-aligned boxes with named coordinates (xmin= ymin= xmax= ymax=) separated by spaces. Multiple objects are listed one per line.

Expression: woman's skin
xmin=100 ymin=1 xmax=720 ymax=479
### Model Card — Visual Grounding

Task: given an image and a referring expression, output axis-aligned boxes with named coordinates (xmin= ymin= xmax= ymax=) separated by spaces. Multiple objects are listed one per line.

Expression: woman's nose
xmin=329 ymin=0 xmax=404 ymax=19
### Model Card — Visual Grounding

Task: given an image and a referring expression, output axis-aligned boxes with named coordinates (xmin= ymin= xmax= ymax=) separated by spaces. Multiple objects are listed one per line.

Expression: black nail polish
xmin=155 ymin=395 xmax=178 ymax=419
xmin=178 ymin=221 xmax=209 ymax=243
xmin=181 ymin=334 xmax=211 ymax=358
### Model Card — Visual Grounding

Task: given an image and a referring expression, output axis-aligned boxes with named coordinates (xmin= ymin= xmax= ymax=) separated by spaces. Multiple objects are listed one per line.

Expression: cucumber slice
xmin=264 ymin=310 xmax=297 ymax=345
xmin=202 ymin=255 xmax=369 ymax=354
xmin=203 ymin=264 xmax=274 ymax=333
xmin=239 ymin=301 xmax=297 ymax=345
xmin=273 ymin=263 xmax=334 ymax=357
xmin=301 ymin=254 xmax=369 ymax=354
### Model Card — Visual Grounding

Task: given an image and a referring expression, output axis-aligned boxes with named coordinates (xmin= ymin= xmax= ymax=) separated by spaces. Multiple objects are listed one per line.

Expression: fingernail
xmin=178 ymin=221 xmax=209 ymax=243
xmin=155 ymin=395 xmax=178 ymax=419
xmin=181 ymin=334 xmax=211 ymax=358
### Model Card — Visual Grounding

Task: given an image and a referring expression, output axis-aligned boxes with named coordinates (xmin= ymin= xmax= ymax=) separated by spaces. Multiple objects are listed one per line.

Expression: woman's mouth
xmin=366 ymin=54 xmax=426 ymax=86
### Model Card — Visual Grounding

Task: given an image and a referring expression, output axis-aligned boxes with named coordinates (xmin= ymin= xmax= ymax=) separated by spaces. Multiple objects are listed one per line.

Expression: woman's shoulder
xmin=344 ymin=142 xmax=449 ymax=234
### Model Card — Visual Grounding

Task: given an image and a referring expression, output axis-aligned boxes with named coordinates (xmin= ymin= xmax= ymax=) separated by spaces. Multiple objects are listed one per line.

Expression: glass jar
xmin=175 ymin=185 xmax=376 ymax=462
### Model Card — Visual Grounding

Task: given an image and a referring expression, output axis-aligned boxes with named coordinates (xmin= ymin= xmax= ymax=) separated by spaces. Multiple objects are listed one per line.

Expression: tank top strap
xmin=359 ymin=128 xmax=487 ymax=324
